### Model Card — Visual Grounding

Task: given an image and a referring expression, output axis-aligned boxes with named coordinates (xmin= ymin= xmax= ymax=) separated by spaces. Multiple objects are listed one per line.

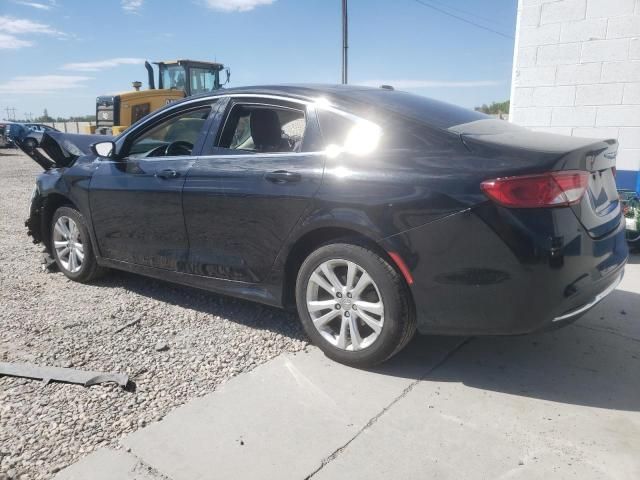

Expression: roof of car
xmin=191 ymin=84 xmax=487 ymax=130
xmin=206 ymin=84 xmax=388 ymax=102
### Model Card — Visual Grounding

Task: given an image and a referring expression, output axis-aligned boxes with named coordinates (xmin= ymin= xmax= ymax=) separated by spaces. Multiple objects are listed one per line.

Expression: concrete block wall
xmin=510 ymin=0 xmax=640 ymax=190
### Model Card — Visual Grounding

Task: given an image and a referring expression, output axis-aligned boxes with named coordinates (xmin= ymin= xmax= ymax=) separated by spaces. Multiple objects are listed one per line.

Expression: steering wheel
xmin=165 ymin=140 xmax=194 ymax=156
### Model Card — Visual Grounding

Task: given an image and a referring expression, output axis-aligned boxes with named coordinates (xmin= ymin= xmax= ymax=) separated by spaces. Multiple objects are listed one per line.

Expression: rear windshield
xmin=342 ymin=89 xmax=488 ymax=130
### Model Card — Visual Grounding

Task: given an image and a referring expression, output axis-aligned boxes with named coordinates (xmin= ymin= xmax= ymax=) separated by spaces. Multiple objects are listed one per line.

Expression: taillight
xmin=481 ymin=171 xmax=589 ymax=208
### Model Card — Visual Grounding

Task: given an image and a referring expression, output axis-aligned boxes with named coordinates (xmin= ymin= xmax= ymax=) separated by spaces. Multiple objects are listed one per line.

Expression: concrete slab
xmin=121 ymin=337 xmax=464 ymax=480
xmin=54 ymin=261 xmax=640 ymax=480
xmin=55 ymin=448 xmax=162 ymax=480
xmin=580 ymin=262 xmax=640 ymax=342
xmin=313 ymin=312 xmax=640 ymax=479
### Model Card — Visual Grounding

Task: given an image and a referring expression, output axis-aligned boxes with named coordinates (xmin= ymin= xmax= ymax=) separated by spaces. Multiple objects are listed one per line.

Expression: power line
xmin=411 ymin=0 xmax=514 ymax=40
xmin=425 ymin=0 xmax=510 ymax=29
xmin=342 ymin=0 xmax=348 ymax=84
xmin=5 ymin=107 xmax=16 ymax=121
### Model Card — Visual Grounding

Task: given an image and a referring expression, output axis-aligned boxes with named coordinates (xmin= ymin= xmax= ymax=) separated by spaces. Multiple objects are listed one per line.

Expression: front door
xmin=89 ymin=104 xmax=214 ymax=270
xmin=183 ymin=98 xmax=325 ymax=282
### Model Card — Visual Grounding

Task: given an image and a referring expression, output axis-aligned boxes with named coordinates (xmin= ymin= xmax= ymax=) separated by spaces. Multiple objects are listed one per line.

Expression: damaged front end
xmin=20 ymin=132 xmax=111 ymax=266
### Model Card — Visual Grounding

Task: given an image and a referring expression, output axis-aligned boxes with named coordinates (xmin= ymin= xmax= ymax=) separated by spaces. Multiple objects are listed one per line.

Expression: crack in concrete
xmin=112 ymin=448 xmax=174 ymax=480
xmin=132 ymin=458 xmax=174 ymax=480
xmin=303 ymin=337 xmax=473 ymax=479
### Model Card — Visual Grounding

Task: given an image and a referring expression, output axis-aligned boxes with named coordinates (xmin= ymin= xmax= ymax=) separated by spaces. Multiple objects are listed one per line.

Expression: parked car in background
xmin=0 ymin=122 xmax=19 ymax=148
xmin=19 ymin=85 xmax=627 ymax=367
xmin=4 ymin=122 xmax=28 ymax=147
xmin=21 ymin=123 xmax=60 ymax=150
xmin=0 ymin=123 xmax=8 ymax=148
xmin=619 ymin=189 xmax=640 ymax=249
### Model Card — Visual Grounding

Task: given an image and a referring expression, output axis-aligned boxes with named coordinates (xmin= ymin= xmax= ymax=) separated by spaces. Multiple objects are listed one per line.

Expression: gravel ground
xmin=0 ymin=150 xmax=308 ymax=479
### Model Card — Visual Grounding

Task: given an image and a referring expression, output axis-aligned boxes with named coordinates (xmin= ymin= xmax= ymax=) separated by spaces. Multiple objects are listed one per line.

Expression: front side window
xmin=218 ymin=104 xmax=306 ymax=154
xmin=127 ymin=107 xmax=211 ymax=158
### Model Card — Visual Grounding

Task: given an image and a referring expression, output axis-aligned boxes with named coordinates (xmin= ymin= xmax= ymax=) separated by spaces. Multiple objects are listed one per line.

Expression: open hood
xmin=18 ymin=132 xmax=114 ymax=170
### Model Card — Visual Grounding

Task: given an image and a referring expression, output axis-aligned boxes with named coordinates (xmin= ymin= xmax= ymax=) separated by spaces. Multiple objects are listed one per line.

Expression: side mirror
xmin=224 ymin=67 xmax=231 ymax=85
xmin=91 ymin=141 xmax=115 ymax=158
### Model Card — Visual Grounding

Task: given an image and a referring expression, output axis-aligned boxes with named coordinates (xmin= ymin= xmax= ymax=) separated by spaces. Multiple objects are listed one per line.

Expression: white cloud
xmin=0 ymin=32 xmax=33 ymax=49
xmin=0 ymin=15 xmax=62 ymax=36
xmin=121 ymin=0 xmax=143 ymax=13
xmin=358 ymin=80 xmax=501 ymax=89
xmin=0 ymin=75 xmax=91 ymax=94
xmin=11 ymin=0 xmax=57 ymax=10
xmin=0 ymin=15 xmax=65 ymax=49
xmin=202 ymin=0 xmax=275 ymax=12
xmin=62 ymin=57 xmax=145 ymax=72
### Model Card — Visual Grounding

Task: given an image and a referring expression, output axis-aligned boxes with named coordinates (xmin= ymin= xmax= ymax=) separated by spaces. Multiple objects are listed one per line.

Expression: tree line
xmin=8 ymin=109 xmax=95 ymax=123
xmin=475 ymin=100 xmax=510 ymax=115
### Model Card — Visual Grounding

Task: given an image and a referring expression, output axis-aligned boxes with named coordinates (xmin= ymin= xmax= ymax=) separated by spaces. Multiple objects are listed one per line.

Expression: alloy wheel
xmin=53 ymin=216 xmax=84 ymax=273
xmin=306 ymin=259 xmax=384 ymax=351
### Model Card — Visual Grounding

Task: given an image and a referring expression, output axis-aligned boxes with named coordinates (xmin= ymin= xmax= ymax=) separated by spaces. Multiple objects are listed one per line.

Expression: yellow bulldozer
xmin=91 ymin=59 xmax=229 ymax=135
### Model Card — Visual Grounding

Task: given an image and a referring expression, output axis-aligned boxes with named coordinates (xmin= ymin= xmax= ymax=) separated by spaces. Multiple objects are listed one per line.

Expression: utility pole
xmin=342 ymin=0 xmax=348 ymax=84
xmin=5 ymin=107 xmax=16 ymax=121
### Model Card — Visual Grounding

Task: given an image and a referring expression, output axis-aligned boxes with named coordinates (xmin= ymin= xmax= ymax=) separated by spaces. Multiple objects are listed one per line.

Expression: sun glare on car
xmin=344 ymin=120 xmax=381 ymax=155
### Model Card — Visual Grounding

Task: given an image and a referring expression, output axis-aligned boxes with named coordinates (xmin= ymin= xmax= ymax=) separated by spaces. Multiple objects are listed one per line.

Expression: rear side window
xmin=317 ymin=109 xmax=438 ymax=152
xmin=218 ymin=104 xmax=306 ymax=153
xmin=343 ymin=90 xmax=488 ymax=130
xmin=316 ymin=110 xmax=354 ymax=148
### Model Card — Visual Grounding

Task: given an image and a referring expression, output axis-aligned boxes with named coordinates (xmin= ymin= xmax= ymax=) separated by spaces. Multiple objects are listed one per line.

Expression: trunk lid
xmin=451 ymin=119 xmax=621 ymax=238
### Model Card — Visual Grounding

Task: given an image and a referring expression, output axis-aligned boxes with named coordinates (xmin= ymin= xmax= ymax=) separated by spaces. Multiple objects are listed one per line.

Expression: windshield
xmin=162 ymin=65 xmax=187 ymax=91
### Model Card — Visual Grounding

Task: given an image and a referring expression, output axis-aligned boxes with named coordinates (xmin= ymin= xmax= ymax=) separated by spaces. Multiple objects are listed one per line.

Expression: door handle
xmin=264 ymin=170 xmax=301 ymax=183
xmin=156 ymin=169 xmax=179 ymax=179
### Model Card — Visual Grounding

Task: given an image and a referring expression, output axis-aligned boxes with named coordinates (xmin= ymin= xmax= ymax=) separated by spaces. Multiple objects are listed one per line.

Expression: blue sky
xmin=0 ymin=0 xmax=517 ymax=119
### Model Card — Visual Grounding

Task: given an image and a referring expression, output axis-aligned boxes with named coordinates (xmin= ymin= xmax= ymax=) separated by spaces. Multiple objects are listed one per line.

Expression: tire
xmin=296 ymin=242 xmax=416 ymax=368
xmin=50 ymin=206 xmax=105 ymax=282
xmin=23 ymin=138 xmax=37 ymax=151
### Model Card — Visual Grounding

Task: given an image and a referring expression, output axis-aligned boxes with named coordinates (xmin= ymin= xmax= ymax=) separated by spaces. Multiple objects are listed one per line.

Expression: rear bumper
xmin=552 ymin=269 xmax=622 ymax=324
xmin=383 ymin=203 xmax=628 ymax=335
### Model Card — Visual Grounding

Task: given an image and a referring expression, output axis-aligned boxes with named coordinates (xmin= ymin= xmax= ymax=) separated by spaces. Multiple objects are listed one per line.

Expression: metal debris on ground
xmin=113 ymin=317 xmax=142 ymax=334
xmin=0 ymin=362 xmax=132 ymax=390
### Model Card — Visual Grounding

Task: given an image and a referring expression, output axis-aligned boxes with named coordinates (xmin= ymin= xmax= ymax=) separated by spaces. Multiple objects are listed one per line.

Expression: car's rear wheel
xmin=51 ymin=206 xmax=105 ymax=282
xmin=296 ymin=242 xmax=416 ymax=367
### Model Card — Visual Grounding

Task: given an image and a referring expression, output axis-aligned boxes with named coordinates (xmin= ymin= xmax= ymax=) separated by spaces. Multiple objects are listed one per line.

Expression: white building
xmin=510 ymin=0 xmax=640 ymax=190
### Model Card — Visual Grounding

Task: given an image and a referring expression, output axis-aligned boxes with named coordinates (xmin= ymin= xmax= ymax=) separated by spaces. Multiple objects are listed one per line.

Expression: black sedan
xmin=23 ymin=85 xmax=627 ymax=367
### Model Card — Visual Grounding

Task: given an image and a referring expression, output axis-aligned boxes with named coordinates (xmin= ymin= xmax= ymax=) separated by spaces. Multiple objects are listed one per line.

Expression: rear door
xmin=90 ymin=103 xmax=217 ymax=270
xmin=183 ymin=97 xmax=325 ymax=282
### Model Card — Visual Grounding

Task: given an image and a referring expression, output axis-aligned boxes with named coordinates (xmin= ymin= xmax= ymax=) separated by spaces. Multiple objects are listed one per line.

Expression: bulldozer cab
xmin=156 ymin=60 xmax=228 ymax=96
xmin=90 ymin=59 xmax=229 ymax=135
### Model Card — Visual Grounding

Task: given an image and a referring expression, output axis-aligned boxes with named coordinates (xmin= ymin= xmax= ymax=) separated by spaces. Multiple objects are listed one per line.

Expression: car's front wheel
xmin=296 ymin=242 xmax=416 ymax=367
xmin=51 ymin=206 xmax=105 ymax=282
